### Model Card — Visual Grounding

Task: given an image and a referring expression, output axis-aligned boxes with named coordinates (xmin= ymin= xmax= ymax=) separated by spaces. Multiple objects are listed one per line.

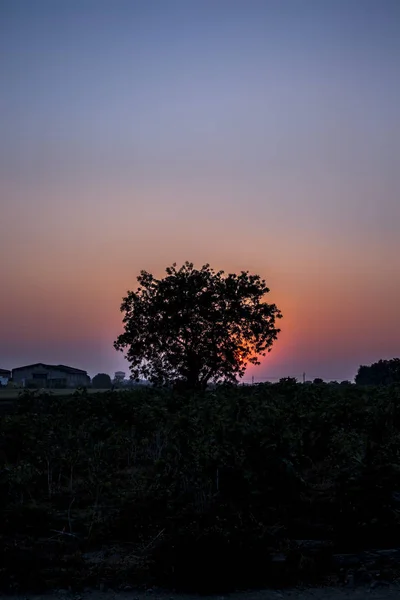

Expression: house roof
xmin=0 ymin=368 xmax=11 ymax=376
xmin=12 ymin=363 xmax=88 ymax=375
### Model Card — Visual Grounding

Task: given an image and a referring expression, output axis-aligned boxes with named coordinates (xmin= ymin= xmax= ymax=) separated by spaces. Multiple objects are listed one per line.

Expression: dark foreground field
xmin=3 ymin=584 xmax=400 ymax=600
xmin=1 ymin=383 xmax=400 ymax=594
xmin=0 ymin=388 xmax=110 ymax=401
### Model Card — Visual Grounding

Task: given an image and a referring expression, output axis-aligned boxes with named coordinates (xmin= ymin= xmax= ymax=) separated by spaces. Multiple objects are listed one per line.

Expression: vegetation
xmin=356 ymin=358 xmax=400 ymax=386
xmin=112 ymin=372 xmax=125 ymax=388
xmin=114 ymin=262 xmax=282 ymax=390
xmin=1 ymin=382 xmax=400 ymax=593
xmin=91 ymin=373 xmax=112 ymax=389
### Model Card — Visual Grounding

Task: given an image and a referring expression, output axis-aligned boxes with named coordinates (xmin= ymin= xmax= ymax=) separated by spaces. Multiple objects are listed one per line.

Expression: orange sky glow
xmin=1 ymin=1 xmax=399 ymax=381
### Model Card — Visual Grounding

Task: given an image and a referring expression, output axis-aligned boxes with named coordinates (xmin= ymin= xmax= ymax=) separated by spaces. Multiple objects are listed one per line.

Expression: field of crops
xmin=1 ymin=382 xmax=400 ymax=593
xmin=0 ymin=388 xmax=110 ymax=400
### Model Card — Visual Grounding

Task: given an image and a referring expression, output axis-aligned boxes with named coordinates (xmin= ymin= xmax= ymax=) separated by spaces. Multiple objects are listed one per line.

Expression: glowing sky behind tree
xmin=1 ymin=0 xmax=399 ymax=381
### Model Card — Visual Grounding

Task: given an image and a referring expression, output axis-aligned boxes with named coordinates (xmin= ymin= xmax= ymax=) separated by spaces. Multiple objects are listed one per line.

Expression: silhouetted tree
xmin=313 ymin=378 xmax=324 ymax=385
xmin=114 ymin=262 xmax=282 ymax=390
xmin=278 ymin=377 xmax=298 ymax=385
xmin=355 ymin=358 xmax=400 ymax=386
xmin=113 ymin=372 xmax=125 ymax=388
xmin=92 ymin=373 xmax=112 ymax=389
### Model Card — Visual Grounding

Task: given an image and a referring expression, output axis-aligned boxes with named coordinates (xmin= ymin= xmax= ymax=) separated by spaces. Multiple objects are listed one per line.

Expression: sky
xmin=1 ymin=0 xmax=399 ymax=382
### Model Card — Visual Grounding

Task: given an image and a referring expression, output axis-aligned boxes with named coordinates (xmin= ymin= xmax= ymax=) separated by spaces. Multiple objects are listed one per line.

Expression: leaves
xmin=114 ymin=262 xmax=282 ymax=389
xmin=92 ymin=373 xmax=112 ymax=389
xmin=356 ymin=358 xmax=400 ymax=386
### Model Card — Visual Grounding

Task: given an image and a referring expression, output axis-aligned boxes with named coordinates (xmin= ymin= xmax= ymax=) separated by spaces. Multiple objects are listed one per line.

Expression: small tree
xmin=92 ymin=373 xmax=112 ymax=389
xmin=113 ymin=372 xmax=126 ymax=388
xmin=114 ymin=262 xmax=282 ymax=390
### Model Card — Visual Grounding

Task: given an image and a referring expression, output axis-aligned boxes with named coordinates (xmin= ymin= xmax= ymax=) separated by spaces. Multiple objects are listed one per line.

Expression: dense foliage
xmin=356 ymin=358 xmax=400 ymax=386
xmin=91 ymin=373 xmax=112 ymax=389
xmin=1 ymin=383 xmax=400 ymax=592
xmin=114 ymin=262 xmax=282 ymax=389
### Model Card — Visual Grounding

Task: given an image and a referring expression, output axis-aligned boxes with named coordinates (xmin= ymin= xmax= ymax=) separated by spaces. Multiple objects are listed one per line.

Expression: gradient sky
xmin=1 ymin=0 xmax=399 ymax=381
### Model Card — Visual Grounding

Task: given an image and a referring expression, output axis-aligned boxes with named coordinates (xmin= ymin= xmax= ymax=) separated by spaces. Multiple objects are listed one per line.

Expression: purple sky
xmin=1 ymin=0 xmax=399 ymax=381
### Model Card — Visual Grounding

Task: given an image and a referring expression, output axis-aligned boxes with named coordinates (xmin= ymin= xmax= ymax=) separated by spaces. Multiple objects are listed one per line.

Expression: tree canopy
xmin=355 ymin=358 xmax=400 ymax=386
xmin=92 ymin=373 xmax=112 ymax=389
xmin=114 ymin=262 xmax=282 ymax=390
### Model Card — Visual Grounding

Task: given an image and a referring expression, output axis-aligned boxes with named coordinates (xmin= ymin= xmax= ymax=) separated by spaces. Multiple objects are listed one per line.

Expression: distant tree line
xmin=355 ymin=358 xmax=400 ymax=386
xmin=87 ymin=360 xmax=400 ymax=391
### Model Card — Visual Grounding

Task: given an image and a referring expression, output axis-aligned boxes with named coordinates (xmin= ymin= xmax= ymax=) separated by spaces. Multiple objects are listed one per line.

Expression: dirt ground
xmin=4 ymin=583 xmax=400 ymax=600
